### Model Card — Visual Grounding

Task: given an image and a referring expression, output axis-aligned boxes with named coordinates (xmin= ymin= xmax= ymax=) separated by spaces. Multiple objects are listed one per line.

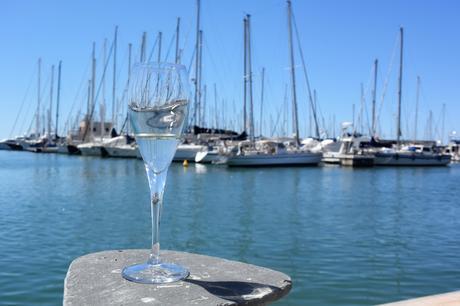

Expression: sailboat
xmin=78 ymin=42 xmax=102 ymax=156
xmin=78 ymin=39 xmax=117 ymax=157
xmin=102 ymin=32 xmax=139 ymax=159
xmin=373 ymin=28 xmax=450 ymax=166
xmin=41 ymin=62 xmax=63 ymax=154
xmin=226 ymin=3 xmax=322 ymax=167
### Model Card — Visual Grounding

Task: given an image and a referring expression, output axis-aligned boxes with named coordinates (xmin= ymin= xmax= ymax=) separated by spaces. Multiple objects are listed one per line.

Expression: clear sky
xmin=1 ymin=0 xmax=459 ymax=143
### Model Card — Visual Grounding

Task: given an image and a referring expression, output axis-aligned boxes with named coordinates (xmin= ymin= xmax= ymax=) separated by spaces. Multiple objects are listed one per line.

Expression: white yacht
xmin=226 ymin=140 xmax=322 ymax=167
xmin=227 ymin=6 xmax=323 ymax=168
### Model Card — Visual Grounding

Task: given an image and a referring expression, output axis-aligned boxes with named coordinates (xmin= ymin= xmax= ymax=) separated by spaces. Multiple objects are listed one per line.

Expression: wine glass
xmin=122 ymin=62 xmax=190 ymax=284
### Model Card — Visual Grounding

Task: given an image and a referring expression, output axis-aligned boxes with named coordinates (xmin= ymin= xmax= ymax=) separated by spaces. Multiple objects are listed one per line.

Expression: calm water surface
xmin=1 ymin=151 xmax=460 ymax=305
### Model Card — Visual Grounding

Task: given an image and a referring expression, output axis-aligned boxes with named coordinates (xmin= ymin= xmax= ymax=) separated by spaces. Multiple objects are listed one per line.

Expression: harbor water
xmin=1 ymin=150 xmax=460 ymax=305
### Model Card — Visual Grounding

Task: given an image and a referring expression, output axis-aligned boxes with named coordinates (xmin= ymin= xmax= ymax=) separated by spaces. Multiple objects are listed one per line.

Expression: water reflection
xmin=194 ymin=163 xmax=208 ymax=174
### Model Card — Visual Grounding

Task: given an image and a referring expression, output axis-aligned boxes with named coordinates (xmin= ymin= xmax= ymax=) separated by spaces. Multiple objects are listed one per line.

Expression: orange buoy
xmin=183 ymin=160 xmax=189 ymax=167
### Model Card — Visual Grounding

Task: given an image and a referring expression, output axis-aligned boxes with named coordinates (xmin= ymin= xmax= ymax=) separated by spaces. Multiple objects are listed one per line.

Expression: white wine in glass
xmin=122 ymin=62 xmax=189 ymax=284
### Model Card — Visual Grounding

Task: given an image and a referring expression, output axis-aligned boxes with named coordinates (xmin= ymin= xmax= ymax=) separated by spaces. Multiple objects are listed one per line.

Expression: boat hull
xmin=375 ymin=152 xmax=451 ymax=166
xmin=227 ymin=152 xmax=322 ymax=167
xmin=340 ymin=155 xmax=374 ymax=167
xmin=57 ymin=145 xmax=70 ymax=154
xmin=0 ymin=141 xmax=23 ymax=151
xmin=195 ymin=151 xmax=224 ymax=164
xmin=173 ymin=145 xmax=206 ymax=162
xmin=104 ymin=146 xmax=138 ymax=158
xmin=322 ymin=152 xmax=341 ymax=164
xmin=78 ymin=145 xmax=103 ymax=157
xmin=41 ymin=146 xmax=58 ymax=153
xmin=0 ymin=143 xmax=11 ymax=150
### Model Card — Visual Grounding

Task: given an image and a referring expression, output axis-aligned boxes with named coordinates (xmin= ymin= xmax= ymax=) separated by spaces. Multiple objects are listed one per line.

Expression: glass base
xmin=122 ymin=262 xmax=189 ymax=284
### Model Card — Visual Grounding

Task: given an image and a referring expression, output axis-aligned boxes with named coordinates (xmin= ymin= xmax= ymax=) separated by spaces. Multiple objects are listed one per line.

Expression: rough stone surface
xmin=64 ymin=249 xmax=292 ymax=306
xmin=379 ymin=290 xmax=460 ymax=306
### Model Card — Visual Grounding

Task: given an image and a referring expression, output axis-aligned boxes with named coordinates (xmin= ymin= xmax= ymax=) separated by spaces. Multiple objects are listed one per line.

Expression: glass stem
xmin=145 ymin=165 xmax=167 ymax=266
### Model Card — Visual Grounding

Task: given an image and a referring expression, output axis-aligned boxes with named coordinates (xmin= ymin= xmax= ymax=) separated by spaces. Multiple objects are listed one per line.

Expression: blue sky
xmin=1 ymin=0 xmax=459 ymax=142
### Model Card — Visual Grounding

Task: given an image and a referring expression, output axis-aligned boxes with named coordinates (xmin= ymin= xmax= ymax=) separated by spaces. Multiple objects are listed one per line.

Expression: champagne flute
xmin=122 ymin=62 xmax=189 ymax=284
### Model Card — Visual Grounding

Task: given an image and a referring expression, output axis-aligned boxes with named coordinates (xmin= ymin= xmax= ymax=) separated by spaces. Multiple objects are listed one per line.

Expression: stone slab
xmin=379 ymin=290 xmax=460 ymax=306
xmin=64 ymin=249 xmax=292 ymax=306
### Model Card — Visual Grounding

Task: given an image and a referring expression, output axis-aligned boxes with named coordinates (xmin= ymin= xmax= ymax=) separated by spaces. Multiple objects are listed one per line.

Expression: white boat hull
xmin=195 ymin=151 xmax=224 ymax=164
xmin=173 ymin=145 xmax=206 ymax=162
xmin=227 ymin=152 xmax=322 ymax=166
xmin=375 ymin=152 xmax=451 ymax=166
xmin=322 ymin=151 xmax=341 ymax=164
xmin=104 ymin=146 xmax=138 ymax=158
xmin=78 ymin=145 xmax=103 ymax=157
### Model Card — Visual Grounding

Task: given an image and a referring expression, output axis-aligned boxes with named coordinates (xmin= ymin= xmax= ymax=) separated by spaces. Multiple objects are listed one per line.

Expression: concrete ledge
xmin=64 ymin=249 xmax=292 ymax=305
xmin=379 ymin=290 xmax=460 ymax=306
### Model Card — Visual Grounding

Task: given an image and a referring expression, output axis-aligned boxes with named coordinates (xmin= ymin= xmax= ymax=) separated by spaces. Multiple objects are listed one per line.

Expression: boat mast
xmin=36 ymin=58 xmax=41 ymax=138
xmin=86 ymin=79 xmax=91 ymax=140
xmin=157 ymin=31 xmax=162 ymax=62
xmin=202 ymin=84 xmax=207 ymax=126
xmin=428 ymin=110 xmax=433 ymax=140
xmin=371 ymin=59 xmax=378 ymax=136
xmin=243 ymin=16 xmax=247 ymax=133
xmin=112 ymin=26 xmax=118 ymax=132
xmin=193 ymin=0 xmax=201 ymax=127
xmin=90 ymin=42 xmax=96 ymax=141
xmin=198 ymin=30 xmax=203 ymax=127
xmin=352 ymin=103 xmax=355 ymax=129
xmin=140 ymin=32 xmax=147 ymax=62
xmin=214 ymin=83 xmax=218 ymax=129
xmin=308 ymin=90 xmax=312 ymax=136
xmin=175 ymin=17 xmax=181 ymax=64
xmin=287 ymin=0 xmax=300 ymax=147
xmin=396 ymin=27 xmax=404 ymax=148
xmin=48 ymin=65 xmax=55 ymax=138
xmin=246 ymin=14 xmax=255 ymax=142
xmin=55 ymin=61 xmax=62 ymax=139
xmin=441 ymin=103 xmax=446 ymax=144
xmin=125 ymin=43 xmax=133 ymax=136
xmin=333 ymin=114 xmax=336 ymax=138
xmin=102 ymin=38 xmax=107 ymax=141
xmin=361 ymin=83 xmax=366 ymax=133
xmin=128 ymin=43 xmax=132 ymax=82
xmin=414 ymin=75 xmax=420 ymax=142
xmin=290 ymin=8 xmax=320 ymax=139
xmin=259 ymin=67 xmax=265 ymax=137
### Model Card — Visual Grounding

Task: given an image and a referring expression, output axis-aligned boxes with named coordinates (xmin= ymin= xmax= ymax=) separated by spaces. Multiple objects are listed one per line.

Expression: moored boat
xmin=374 ymin=146 xmax=451 ymax=166
xmin=104 ymin=144 xmax=138 ymax=158
xmin=0 ymin=139 xmax=23 ymax=151
xmin=173 ymin=143 xmax=207 ymax=162
xmin=78 ymin=142 xmax=104 ymax=157
xmin=226 ymin=140 xmax=322 ymax=167
xmin=340 ymin=154 xmax=374 ymax=167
